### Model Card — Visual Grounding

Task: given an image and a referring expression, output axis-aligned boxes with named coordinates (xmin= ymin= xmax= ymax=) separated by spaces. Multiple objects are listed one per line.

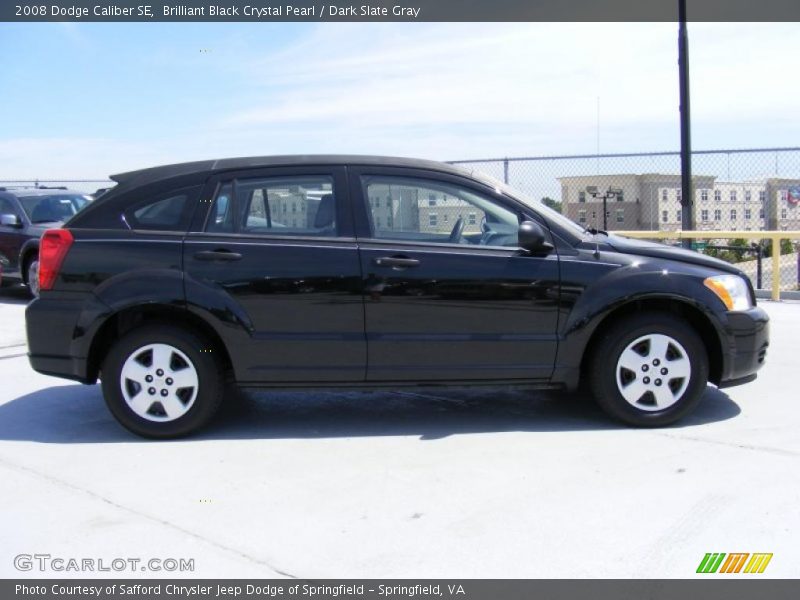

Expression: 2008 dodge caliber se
xmin=25 ymin=156 xmax=769 ymax=438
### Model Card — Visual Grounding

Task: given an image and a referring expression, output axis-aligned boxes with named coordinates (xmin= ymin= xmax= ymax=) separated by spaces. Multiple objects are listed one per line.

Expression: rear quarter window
xmin=124 ymin=186 xmax=200 ymax=231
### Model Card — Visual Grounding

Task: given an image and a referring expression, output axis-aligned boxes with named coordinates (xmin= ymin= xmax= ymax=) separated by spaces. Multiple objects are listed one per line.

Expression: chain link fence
xmin=0 ymin=180 xmax=113 ymax=195
xmin=451 ymin=148 xmax=800 ymax=293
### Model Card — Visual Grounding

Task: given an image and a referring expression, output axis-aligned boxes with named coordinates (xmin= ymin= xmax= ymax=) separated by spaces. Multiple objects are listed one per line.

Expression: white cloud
xmin=225 ymin=23 xmax=679 ymax=130
xmin=1 ymin=22 xmax=798 ymax=178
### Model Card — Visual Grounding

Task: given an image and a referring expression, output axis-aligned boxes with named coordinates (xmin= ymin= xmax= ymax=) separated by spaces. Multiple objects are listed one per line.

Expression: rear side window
xmin=206 ymin=176 xmax=337 ymax=237
xmin=125 ymin=187 xmax=198 ymax=231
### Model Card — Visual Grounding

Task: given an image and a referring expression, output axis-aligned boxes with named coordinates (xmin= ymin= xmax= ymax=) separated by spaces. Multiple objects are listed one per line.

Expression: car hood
xmin=605 ymin=234 xmax=742 ymax=274
xmin=27 ymin=221 xmax=62 ymax=236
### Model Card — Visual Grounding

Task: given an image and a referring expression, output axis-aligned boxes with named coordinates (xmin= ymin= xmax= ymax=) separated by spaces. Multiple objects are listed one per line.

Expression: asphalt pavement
xmin=1 ymin=283 xmax=797 ymax=578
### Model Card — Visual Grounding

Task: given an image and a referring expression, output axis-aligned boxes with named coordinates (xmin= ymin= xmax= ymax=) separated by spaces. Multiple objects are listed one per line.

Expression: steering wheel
xmin=449 ymin=217 xmax=465 ymax=243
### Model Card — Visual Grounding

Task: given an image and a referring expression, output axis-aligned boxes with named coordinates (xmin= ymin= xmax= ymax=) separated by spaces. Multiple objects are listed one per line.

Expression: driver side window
xmin=361 ymin=176 xmax=519 ymax=247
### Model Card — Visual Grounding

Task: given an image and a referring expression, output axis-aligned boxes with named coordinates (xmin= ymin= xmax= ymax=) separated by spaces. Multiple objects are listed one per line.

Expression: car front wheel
xmin=101 ymin=325 xmax=224 ymax=438
xmin=589 ymin=312 xmax=709 ymax=427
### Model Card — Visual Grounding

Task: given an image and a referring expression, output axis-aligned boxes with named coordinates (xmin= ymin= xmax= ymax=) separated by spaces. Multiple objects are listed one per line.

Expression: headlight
xmin=703 ymin=274 xmax=752 ymax=311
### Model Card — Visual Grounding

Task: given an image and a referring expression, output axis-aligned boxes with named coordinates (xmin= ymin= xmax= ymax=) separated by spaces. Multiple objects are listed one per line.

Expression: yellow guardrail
xmin=614 ymin=230 xmax=800 ymax=301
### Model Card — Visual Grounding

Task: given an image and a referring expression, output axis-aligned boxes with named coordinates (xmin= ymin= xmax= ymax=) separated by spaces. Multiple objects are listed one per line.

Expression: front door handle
xmin=193 ymin=249 xmax=243 ymax=262
xmin=373 ymin=256 xmax=420 ymax=269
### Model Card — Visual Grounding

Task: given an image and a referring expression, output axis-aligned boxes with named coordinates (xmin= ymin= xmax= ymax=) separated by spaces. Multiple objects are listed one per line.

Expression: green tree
xmin=760 ymin=239 xmax=795 ymax=257
xmin=541 ymin=197 xmax=562 ymax=213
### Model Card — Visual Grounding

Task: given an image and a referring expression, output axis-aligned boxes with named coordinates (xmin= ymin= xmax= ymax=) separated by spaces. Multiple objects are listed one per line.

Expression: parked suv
xmin=0 ymin=187 xmax=91 ymax=296
xmin=25 ymin=156 xmax=769 ymax=438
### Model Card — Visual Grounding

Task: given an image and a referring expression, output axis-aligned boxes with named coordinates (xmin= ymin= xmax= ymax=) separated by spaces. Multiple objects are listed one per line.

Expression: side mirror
xmin=518 ymin=220 xmax=554 ymax=254
xmin=0 ymin=214 xmax=22 ymax=227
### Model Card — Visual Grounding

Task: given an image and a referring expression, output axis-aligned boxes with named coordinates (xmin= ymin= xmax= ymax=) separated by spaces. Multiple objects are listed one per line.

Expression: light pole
xmin=678 ymin=0 xmax=694 ymax=247
xmin=586 ymin=186 xmax=623 ymax=231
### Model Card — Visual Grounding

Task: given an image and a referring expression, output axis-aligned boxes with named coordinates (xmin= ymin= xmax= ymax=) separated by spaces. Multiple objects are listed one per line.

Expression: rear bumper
xmin=26 ymin=293 xmax=104 ymax=384
xmin=718 ymin=306 xmax=769 ymax=387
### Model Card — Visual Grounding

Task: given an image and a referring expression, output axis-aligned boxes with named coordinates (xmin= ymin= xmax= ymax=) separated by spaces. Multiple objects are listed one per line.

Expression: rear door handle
xmin=193 ymin=249 xmax=242 ymax=262
xmin=373 ymin=256 xmax=420 ymax=269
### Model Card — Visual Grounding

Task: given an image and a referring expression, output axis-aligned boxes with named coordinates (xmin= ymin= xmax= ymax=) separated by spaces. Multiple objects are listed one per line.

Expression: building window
xmin=745 ymin=190 xmax=751 ymax=202
xmin=591 ymin=210 xmax=596 ymax=219
xmin=759 ymin=190 xmax=766 ymax=202
xmin=714 ymin=190 xmax=721 ymax=201
xmin=616 ymin=191 xmax=624 ymax=202
xmin=428 ymin=194 xmax=437 ymax=206
xmin=468 ymin=212 xmax=477 ymax=225
xmin=676 ymin=209 xmax=681 ymax=222
xmin=677 ymin=189 xmax=682 ymax=202
xmin=701 ymin=189 xmax=708 ymax=201
xmin=376 ymin=216 xmax=382 ymax=228
xmin=386 ymin=198 xmax=392 ymax=208
xmin=745 ymin=208 xmax=751 ymax=220
xmin=661 ymin=210 xmax=668 ymax=223
xmin=714 ymin=209 xmax=721 ymax=221
xmin=429 ymin=213 xmax=437 ymax=227
xmin=662 ymin=189 xmax=668 ymax=201
xmin=730 ymin=190 xmax=737 ymax=202
xmin=701 ymin=209 xmax=709 ymax=222
xmin=760 ymin=208 xmax=765 ymax=219
xmin=578 ymin=210 xmax=587 ymax=223
xmin=578 ymin=191 xmax=586 ymax=203
xmin=781 ymin=209 xmax=787 ymax=220
xmin=781 ymin=190 xmax=788 ymax=202
xmin=730 ymin=209 xmax=737 ymax=220
xmin=616 ymin=209 xmax=624 ymax=223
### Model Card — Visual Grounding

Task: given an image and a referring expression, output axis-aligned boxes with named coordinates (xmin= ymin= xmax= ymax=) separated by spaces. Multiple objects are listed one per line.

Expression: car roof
xmin=110 ymin=155 xmax=472 ymax=188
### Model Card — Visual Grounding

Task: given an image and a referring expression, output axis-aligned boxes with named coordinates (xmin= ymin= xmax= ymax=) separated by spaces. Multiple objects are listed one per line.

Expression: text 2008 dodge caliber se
xmin=25 ymin=156 xmax=769 ymax=438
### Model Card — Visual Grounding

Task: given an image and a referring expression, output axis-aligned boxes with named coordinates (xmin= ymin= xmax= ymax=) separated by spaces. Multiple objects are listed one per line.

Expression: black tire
xmin=101 ymin=324 xmax=225 ymax=438
xmin=589 ymin=312 xmax=708 ymax=427
xmin=26 ymin=258 xmax=40 ymax=298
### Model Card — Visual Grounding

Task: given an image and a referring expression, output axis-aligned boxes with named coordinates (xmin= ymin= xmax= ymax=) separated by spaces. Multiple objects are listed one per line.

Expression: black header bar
xmin=4 ymin=0 xmax=800 ymax=22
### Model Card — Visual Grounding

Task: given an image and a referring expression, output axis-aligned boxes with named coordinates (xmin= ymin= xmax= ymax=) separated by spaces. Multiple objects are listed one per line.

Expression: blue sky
xmin=0 ymin=22 xmax=798 ymax=178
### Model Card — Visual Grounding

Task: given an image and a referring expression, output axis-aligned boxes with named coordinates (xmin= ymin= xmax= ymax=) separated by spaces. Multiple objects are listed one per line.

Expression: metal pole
xmin=603 ymin=195 xmax=608 ymax=230
xmin=756 ymin=243 xmax=763 ymax=289
xmin=503 ymin=159 xmax=509 ymax=184
xmin=678 ymin=0 xmax=693 ymax=248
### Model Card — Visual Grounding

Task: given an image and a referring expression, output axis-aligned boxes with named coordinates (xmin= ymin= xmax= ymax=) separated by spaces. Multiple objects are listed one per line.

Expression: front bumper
xmin=717 ymin=306 xmax=769 ymax=388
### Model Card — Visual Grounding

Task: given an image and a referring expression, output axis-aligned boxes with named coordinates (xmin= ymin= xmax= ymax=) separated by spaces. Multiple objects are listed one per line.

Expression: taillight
xmin=39 ymin=229 xmax=73 ymax=291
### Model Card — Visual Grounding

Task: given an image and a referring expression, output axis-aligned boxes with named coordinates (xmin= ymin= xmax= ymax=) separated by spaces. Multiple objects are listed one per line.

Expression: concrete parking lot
xmin=1 ymin=284 xmax=798 ymax=579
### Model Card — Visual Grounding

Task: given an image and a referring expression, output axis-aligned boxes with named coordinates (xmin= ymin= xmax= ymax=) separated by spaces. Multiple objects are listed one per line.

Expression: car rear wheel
xmin=26 ymin=258 xmax=39 ymax=298
xmin=589 ymin=312 xmax=709 ymax=426
xmin=101 ymin=325 xmax=224 ymax=438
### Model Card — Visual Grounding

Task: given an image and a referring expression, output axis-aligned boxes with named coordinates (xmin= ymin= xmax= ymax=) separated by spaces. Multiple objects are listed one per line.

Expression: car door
xmin=183 ymin=166 xmax=366 ymax=383
xmin=350 ymin=167 xmax=561 ymax=382
xmin=0 ymin=196 xmax=26 ymax=273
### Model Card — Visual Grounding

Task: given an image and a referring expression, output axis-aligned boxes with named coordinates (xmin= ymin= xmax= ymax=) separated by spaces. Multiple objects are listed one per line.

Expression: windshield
xmin=468 ymin=170 xmax=588 ymax=236
xmin=19 ymin=194 xmax=91 ymax=223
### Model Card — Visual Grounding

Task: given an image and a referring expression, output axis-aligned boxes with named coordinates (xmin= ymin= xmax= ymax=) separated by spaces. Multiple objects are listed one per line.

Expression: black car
xmin=25 ymin=156 xmax=769 ymax=438
xmin=0 ymin=187 xmax=91 ymax=296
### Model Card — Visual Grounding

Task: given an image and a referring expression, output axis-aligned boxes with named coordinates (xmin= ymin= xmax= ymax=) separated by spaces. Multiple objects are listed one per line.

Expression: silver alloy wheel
xmin=615 ymin=333 xmax=691 ymax=411
xmin=119 ymin=343 xmax=198 ymax=422
xmin=27 ymin=260 xmax=39 ymax=297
